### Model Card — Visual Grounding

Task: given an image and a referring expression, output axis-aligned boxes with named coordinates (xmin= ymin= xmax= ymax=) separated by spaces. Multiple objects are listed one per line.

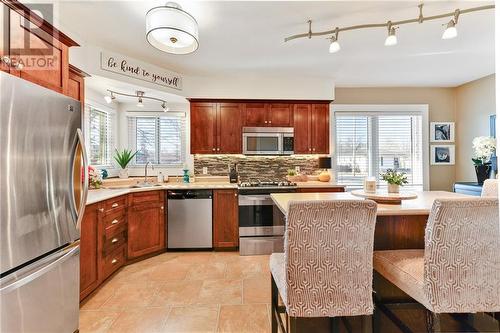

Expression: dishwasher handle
xmin=167 ymin=190 xmax=213 ymax=200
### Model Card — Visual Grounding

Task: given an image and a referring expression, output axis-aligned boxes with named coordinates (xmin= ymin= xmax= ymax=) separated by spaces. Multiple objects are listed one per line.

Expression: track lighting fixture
xmin=384 ymin=22 xmax=398 ymax=46
xmin=103 ymin=89 xmax=169 ymax=111
xmin=442 ymin=10 xmax=459 ymax=40
xmin=104 ymin=92 xmax=115 ymax=104
xmin=284 ymin=4 xmax=493 ymax=52
xmin=329 ymin=28 xmax=340 ymax=53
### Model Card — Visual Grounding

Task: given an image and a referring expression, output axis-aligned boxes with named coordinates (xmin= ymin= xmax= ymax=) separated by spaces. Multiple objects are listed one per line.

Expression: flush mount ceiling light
xmin=384 ymin=22 xmax=398 ymax=46
xmin=442 ymin=10 xmax=459 ymax=40
xmin=146 ymin=2 xmax=199 ymax=55
xmin=284 ymin=4 xmax=493 ymax=53
xmin=104 ymin=90 xmax=169 ymax=111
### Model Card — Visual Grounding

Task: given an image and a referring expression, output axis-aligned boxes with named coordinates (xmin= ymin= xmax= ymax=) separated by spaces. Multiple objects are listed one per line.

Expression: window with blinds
xmin=88 ymin=107 xmax=111 ymax=166
xmin=128 ymin=115 xmax=186 ymax=166
xmin=335 ymin=113 xmax=423 ymax=188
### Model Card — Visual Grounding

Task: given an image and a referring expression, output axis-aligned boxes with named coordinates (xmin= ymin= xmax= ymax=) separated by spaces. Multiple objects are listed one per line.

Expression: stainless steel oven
xmin=238 ymin=187 xmax=295 ymax=255
xmin=242 ymin=127 xmax=294 ymax=155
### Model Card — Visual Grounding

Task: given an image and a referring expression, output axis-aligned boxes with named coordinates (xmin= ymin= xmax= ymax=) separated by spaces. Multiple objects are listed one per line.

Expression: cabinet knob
xmin=217 ymin=147 xmax=220 ymax=151
xmin=308 ymin=148 xmax=312 ymax=152
xmin=99 ymin=208 xmax=104 ymax=212
xmin=161 ymin=206 xmax=164 ymax=210
xmin=111 ymin=219 xmax=119 ymax=225
xmin=111 ymin=203 xmax=119 ymax=208
xmin=1 ymin=56 xmax=11 ymax=65
xmin=269 ymin=120 xmax=272 ymax=124
xmin=15 ymin=62 xmax=23 ymax=70
xmin=212 ymin=148 xmax=216 ymax=151
xmin=111 ymin=258 xmax=118 ymax=264
xmin=312 ymin=148 xmax=316 ymax=152
xmin=234 ymin=193 xmax=237 ymax=197
xmin=111 ymin=238 xmax=118 ymax=243
xmin=264 ymin=120 xmax=268 ymax=124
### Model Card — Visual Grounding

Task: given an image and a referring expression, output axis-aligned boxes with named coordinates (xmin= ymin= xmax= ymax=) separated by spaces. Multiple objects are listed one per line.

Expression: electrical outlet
xmin=202 ymin=167 xmax=208 ymax=175
xmin=295 ymin=166 xmax=300 ymax=173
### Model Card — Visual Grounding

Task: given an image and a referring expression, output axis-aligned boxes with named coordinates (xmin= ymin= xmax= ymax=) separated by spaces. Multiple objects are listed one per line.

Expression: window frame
xmin=86 ymin=104 xmax=114 ymax=167
xmin=127 ymin=113 xmax=186 ymax=167
xmin=331 ymin=104 xmax=430 ymax=190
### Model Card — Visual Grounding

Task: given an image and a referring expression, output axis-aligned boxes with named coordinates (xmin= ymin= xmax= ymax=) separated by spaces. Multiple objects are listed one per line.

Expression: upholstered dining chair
xmin=481 ymin=179 xmax=499 ymax=197
xmin=373 ymin=198 xmax=500 ymax=333
xmin=270 ymin=200 xmax=378 ymax=333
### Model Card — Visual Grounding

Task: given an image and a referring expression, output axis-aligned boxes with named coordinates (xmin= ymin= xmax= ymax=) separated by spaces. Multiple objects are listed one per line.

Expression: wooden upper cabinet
xmin=190 ymin=102 xmax=217 ymax=154
xmin=244 ymin=103 xmax=268 ymax=126
xmin=127 ymin=192 xmax=165 ymax=259
xmin=67 ymin=65 xmax=87 ymax=103
xmin=244 ymin=103 xmax=293 ymax=127
xmin=268 ymin=103 xmax=292 ymax=126
xmin=213 ymin=189 xmax=239 ymax=248
xmin=217 ymin=103 xmax=242 ymax=154
xmin=80 ymin=203 xmax=100 ymax=301
xmin=293 ymin=104 xmax=311 ymax=154
xmin=311 ymin=104 xmax=329 ymax=154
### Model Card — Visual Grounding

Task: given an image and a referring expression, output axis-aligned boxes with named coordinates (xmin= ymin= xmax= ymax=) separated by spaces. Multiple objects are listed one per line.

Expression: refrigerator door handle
xmin=71 ymin=128 xmax=88 ymax=231
xmin=0 ymin=244 xmax=80 ymax=295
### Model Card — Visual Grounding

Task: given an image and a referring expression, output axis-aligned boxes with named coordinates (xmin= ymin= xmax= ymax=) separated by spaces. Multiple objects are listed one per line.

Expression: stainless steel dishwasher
xmin=167 ymin=190 xmax=213 ymax=249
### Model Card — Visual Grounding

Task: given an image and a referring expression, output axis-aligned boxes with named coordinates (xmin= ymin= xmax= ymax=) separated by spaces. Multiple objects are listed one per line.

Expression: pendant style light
xmin=104 ymin=92 xmax=115 ymax=104
xmin=146 ymin=2 xmax=199 ymax=55
xmin=136 ymin=91 xmax=145 ymax=107
xmin=442 ymin=9 xmax=459 ymax=40
xmin=384 ymin=22 xmax=398 ymax=46
xmin=329 ymin=28 xmax=340 ymax=53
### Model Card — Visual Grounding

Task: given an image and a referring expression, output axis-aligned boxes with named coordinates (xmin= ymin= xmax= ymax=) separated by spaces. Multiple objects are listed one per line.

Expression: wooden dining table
xmin=271 ymin=190 xmax=470 ymax=251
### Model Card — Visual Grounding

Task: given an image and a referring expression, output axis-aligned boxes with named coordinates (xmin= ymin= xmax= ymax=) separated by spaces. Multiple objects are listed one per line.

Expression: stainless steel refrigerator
xmin=0 ymin=72 xmax=88 ymax=333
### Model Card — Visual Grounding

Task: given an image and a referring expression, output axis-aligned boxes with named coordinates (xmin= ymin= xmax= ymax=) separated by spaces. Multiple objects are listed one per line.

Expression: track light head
xmin=442 ymin=19 xmax=457 ymax=39
xmin=137 ymin=97 xmax=144 ymax=107
xmin=385 ymin=26 xmax=398 ymax=46
xmin=329 ymin=28 xmax=340 ymax=53
xmin=104 ymin=91 xmax=115 ymax=104
xmin=162 ymin=102 xmax=169 ymax=112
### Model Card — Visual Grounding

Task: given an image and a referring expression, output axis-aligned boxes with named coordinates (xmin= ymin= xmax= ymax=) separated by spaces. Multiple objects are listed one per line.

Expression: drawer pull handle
xmin=111 ymin=238 xmax=118 ymax=243
xmin=111 ymin=203 xmax=119 ymax=208
xmin=111 ymin=259 xmax=118 ymax=264
xmin=111 ymin=219 xmax=119 ymax=225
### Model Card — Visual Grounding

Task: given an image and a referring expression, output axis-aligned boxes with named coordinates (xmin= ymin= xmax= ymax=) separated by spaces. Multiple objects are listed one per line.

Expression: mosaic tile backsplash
xmin=193 ymin=155 xmax=320 ymax=180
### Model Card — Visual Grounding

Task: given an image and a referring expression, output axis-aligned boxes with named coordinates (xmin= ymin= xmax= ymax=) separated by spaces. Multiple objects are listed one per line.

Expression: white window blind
xmin=128 ymin=115 xmax=186 ymax=166
xmin=87 ymin=106 xmax=113 ymax=166
xmin=335 ymin=113 xmax=423 ymax=188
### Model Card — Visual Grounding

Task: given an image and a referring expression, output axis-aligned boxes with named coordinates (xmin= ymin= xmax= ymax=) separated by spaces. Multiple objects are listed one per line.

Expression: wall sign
xmin=100 ymin=51 xmax=182 ymax=90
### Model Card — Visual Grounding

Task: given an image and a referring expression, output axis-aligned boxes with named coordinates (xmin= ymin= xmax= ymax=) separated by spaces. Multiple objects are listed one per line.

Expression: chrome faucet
xmin=144 ymin=161 xmax=154 ymax=183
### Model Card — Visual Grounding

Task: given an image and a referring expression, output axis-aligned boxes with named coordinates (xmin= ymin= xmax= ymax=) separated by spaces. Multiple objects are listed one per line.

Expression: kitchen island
xmin=271 ymin=191 xmax=469 ymax=250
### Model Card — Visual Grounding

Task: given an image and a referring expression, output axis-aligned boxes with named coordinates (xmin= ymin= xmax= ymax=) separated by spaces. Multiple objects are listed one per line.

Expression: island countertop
xmin=271 ymin=191 xmax=470 ymax=216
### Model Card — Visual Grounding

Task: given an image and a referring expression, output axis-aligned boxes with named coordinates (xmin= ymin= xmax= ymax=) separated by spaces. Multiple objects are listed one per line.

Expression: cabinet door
xmin=311 ymin=104 xmax=330 ymax=154
xmin=268 ymin=103 xmax=292 ymax=127
xmin=80 ymin=203 xmax=100 ymax=301
xmin=9 ymin=10 xmax=68 ymax=93
xmin=67 ymin=69 xmax=84 ymax=102
xmin=244 ymin=103 xmax=268 ymax=126
xmin=213 ymin=190 xmax=239 ymax=248
xmin=127 ymin=203 xmax=165 ymax=259
xmin=190 ymin=102 xmax=217 ymax=154
xmin=293 ymin=104 xmax=311 ymax=154
xmin=217 ymin=103 xmax=243 ymax=153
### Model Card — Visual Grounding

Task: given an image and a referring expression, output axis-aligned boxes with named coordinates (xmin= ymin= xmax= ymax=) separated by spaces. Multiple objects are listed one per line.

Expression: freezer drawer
xmin=0 ymin=244 xmax=80 ymax=333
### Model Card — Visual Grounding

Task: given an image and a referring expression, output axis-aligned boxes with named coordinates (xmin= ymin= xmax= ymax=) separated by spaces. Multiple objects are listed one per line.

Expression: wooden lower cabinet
xmin=127 ymin=192 xmax=166 ymax=259
xmin=213 ymin=189 xmax=239 ymax=248
xmin=79 ymin=203 xmax=100 ymax=301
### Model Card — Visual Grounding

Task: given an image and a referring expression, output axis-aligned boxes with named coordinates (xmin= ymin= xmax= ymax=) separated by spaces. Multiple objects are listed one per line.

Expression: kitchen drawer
xmin=103 ymin=210 xmax=126 ymax=237
xmin=103 ymin=230 xmax=126 ymax=255
xmin=129 ymin=191 xmax=163 ymax=205
xmin=103 ymin=196 xmax=127 ymax=214
xmin=101 ymin=245 xmax=126 ymax=280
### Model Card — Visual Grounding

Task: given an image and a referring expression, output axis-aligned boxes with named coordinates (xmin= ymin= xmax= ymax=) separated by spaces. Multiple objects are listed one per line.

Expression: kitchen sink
xmin=103 ymin=183 xmax=163 ymax=189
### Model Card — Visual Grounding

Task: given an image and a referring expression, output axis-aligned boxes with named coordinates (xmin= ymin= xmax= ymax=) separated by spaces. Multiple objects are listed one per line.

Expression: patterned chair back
xmin=481 ymin=179 xmax=498 ymax=197
xmin=424 ymin=198 xmax=500 ymax=313
xmin=284 ymin=200 xmax=378 ymax=317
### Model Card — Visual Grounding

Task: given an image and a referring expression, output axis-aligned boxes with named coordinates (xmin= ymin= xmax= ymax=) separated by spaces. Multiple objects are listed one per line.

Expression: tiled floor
xmin=80 ymin=251 xmax=271 ymax=333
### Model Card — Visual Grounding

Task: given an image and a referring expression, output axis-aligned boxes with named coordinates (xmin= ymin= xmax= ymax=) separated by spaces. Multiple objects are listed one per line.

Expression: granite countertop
xmin=270 ymin=191 xmax=470 ymax=216
xmin=86 ymin=178 xmax=345 ymax=205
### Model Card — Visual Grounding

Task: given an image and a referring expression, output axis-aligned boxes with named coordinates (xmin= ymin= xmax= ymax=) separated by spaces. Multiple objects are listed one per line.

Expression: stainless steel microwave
xmin=242 ymin=127 xmax=294 ymax=155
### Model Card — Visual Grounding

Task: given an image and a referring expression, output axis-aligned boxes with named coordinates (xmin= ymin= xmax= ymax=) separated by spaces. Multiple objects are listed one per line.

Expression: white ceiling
xmin=56 ymin=1 xmax=495 ymax=87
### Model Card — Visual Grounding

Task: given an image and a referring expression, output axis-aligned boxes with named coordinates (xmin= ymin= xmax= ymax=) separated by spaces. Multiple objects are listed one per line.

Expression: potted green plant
xmin=113 ymin=148 xmax=138 ymax=179
xmin=381 ymin=169 xmax=408 ymax=193
xmin=472 ymin=136 xmax=496 ymax=184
